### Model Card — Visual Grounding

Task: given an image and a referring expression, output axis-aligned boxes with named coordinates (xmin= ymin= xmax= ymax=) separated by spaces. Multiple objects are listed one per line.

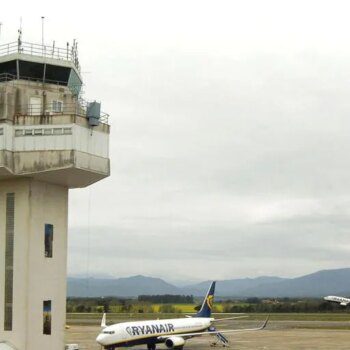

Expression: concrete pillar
xmin=0 ymin=179 xmax=68 ymax=350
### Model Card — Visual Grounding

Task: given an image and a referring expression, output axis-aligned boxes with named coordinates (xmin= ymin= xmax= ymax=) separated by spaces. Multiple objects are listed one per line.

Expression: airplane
xmin=96 ymin=281 xmax=269 ymax=350
xmin=324 ymin=295 xmax=350 ymax=306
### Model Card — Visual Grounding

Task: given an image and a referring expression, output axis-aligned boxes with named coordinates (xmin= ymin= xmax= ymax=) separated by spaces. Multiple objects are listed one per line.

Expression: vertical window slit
xmin=45 ymin=224 xmax=53 ymax=258
xmin=4 ymin=193 xmax=15 ymax=331
xmin=43 ymin=300 xmax=52 ymax=335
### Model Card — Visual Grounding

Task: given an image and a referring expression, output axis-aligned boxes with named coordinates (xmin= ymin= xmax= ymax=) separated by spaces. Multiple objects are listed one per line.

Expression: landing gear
xmin=147 ymin=344 xmax=156 ymax=350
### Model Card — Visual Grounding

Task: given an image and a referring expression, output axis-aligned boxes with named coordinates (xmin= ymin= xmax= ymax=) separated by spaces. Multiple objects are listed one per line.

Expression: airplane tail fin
xmin=195 ymin=281 xmax=216 ymax=318
xmin=101 ymin=313 xmax=107 ymax=329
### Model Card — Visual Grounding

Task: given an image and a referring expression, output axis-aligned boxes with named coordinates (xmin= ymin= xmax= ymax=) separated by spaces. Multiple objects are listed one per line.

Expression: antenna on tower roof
xmin=41 ymin=17 xmax=45 ymax=45
xmin=41 ymin=16 xmax=45 ymax=56
xmin=18 ymin=17 xmax=23 ymax=53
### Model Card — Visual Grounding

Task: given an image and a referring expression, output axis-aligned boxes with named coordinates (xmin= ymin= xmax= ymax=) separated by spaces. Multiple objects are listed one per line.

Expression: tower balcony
xmin=0 ymin=117 xmax=110 ymax=188
xmin=0 ymin=94 xmax=110 ymax=188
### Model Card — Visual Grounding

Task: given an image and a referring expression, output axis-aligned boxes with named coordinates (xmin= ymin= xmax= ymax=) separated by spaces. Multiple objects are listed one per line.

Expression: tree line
xmin=66 ymin=296 xmax=348 ymax=313
xmin=138 ymin=295 xmax=194 ymax=304
xmin=221 ymin=298 xmax=346 ymax=313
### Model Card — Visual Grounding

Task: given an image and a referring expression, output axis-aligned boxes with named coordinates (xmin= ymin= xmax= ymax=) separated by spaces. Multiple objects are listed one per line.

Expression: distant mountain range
xmin=67 ymin=268 xmax=350 ymax=298
xmin=68 ymin=275 xmax=180 ymax=298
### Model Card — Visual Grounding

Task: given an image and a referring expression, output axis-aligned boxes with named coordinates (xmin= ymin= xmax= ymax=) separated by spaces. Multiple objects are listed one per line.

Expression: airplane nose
xmin=96 ymin=334 xmax=106 ymax=345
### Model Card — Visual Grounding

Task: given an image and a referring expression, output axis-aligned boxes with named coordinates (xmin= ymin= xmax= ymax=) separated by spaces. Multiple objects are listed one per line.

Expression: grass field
xmin=151 ymin=303 xmax=224 ymax=313
xmin=152 ymin=304 xmax=196 ymax=313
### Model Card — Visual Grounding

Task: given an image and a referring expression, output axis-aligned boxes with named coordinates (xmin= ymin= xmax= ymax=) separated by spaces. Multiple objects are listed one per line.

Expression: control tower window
xmin=0 ymin=60 xmax=17 ymax=77
xmin=45 ymin=224 xmax=54 ymax=258
xmin=43 ymin=300 xmax=52 ymax=335
xmin=19 ymin=61 xmax=44 ymax=81
xmin=52 ymin=100 xmax=63 ymax=113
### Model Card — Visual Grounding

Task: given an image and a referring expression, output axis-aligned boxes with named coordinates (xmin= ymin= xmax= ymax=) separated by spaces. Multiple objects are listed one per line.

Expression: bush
xmin=159 ymin=304 xmax=180 ymax=313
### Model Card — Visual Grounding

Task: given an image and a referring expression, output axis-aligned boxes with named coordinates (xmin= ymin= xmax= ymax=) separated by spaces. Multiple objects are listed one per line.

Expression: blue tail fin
xmin=195 ymin=281 xmax=216 ymax=318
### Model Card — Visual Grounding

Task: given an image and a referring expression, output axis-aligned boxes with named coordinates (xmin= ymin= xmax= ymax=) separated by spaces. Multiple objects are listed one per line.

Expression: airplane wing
xmin=186 ymin=314 xmax=246 ymax=320
xmin=212 ymin=316 xmax=248 ymax=322
xmin=158 ymin=316 xmax=269 ymax=340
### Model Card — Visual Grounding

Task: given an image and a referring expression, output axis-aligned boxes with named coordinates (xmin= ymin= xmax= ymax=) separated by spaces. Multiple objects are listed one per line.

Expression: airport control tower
xmin=0 ymin=38 xmax=110 ymax=350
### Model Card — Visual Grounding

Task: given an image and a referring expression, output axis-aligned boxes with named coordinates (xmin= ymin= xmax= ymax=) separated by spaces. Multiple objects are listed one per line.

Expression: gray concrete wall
xmin=0 ymin=82 xmax=78 ymax=122
xmin=0 ymin=179 xmax=68 ymax=350
xmin=0 ymin=80 xmax=110 ymax=134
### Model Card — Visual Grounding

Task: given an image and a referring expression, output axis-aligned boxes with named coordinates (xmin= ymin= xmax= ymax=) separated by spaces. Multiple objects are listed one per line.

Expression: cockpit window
xmin=103 ymin=330 xmax=115 ymax=334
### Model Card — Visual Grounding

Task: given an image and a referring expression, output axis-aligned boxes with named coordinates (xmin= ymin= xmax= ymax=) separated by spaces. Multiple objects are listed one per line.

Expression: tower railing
xmin=0 ymin=41 xmax=80 ymax=71
xmin=14 ymin=101 xmax=109 ymax=125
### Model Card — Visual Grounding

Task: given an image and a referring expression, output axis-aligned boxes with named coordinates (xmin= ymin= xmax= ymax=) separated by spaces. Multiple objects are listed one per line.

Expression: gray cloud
xmin=67 ymin=50 xmax=350 ymax=281
xmin=2 ymin=0 xmax=350 ymax=281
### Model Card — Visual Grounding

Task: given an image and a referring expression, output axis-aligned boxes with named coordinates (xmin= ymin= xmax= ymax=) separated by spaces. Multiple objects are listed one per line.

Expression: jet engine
xmin=165 ymin=336 xmax=186 ymax=349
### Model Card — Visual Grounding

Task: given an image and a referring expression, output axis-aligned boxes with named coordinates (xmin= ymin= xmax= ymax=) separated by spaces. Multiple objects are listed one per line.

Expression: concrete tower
xmin=0 ymin=40 xmax=110 ymax=349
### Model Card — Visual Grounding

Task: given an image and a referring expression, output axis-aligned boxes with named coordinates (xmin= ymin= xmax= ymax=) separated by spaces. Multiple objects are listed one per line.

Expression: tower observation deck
xmin=0 ymin=39 xmax=110 ymax=350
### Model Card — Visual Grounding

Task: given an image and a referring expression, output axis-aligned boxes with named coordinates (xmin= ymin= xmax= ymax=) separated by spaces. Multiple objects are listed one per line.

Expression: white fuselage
xmin=96 ymin=317 xmax=213 ymax=348
xmin=324 ymin=295 xmax=350 ymax=305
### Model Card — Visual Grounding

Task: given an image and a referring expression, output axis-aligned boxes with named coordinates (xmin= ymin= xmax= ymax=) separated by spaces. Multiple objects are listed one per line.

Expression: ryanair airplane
xmin=96 ymin=281 xmax=269 ymax=350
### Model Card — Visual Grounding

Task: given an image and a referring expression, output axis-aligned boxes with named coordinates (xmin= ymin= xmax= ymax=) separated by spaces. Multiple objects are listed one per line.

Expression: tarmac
xmin=66 ymin=320 xmax=350 ymax=349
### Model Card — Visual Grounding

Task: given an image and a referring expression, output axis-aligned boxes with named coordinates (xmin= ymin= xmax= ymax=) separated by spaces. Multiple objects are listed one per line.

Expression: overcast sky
xmin=2 ymin=0 xmax=350 ymax=284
